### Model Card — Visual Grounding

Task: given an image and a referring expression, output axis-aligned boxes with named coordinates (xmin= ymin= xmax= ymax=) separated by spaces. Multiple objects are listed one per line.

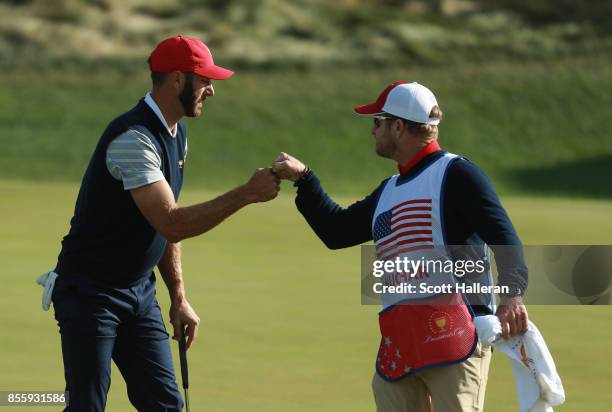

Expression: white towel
xmin=35 ymin=270 xmax=58 ymax=311
xmin=474 ymin=315 xmax=565 ymax=412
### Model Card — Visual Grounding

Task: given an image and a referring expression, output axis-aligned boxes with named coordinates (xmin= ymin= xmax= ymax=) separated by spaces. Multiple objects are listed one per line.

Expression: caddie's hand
xmin=169 ymin=299 xmax=200 ymax=350
xmin=496 ymin=295 xmax=528 ymax=339
xmin=271 ymin=152 xmax=308 ymax=181
xmin=243 ymin=167 xmax=280 ymax=203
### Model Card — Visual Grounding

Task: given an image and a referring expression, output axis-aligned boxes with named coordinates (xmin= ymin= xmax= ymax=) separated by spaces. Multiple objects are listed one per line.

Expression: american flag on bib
xmin=373 ymin=199 xmax=434 ymax=259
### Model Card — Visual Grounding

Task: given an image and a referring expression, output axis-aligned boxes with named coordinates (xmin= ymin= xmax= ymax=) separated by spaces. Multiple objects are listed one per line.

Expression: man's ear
xmin=172 ymin=71 xmax=183 ymax=90
xmin=392 ymin=119 xmax=405 ymax=139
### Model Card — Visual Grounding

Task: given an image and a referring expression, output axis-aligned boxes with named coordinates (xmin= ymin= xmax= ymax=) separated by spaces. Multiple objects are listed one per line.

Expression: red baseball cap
xmin=354 ymin=81 xmax=440 ymax=125
xmin=149 ymin=35 xmax=234 ymax=80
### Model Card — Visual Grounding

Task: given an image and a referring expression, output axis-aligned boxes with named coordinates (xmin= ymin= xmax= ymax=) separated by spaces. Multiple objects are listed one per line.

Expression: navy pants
xmin=52 ymin=273 xmax=183 ymax=412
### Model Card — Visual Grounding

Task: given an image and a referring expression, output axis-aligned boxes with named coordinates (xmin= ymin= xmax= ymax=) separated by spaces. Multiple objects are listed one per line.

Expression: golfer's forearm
xmin=165 ymin=185 xmax=252 ymax=242
xmin=158 ymin=242 xmax=185 ymax=302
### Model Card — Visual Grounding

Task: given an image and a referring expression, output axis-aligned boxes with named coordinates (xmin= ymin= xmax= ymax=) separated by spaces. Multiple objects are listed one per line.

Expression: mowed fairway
xmin=1 ymin=179 xmax=612 ymax=411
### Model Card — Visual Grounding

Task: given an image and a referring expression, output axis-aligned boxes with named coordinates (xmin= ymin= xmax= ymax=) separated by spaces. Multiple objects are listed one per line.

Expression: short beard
xmin=178 ymin=72 xmax=198 ymax=117
xmin=375 ymin=128 xmax=395 ymax=159
xmin=376 ymin=145 xmax=393 ymax=159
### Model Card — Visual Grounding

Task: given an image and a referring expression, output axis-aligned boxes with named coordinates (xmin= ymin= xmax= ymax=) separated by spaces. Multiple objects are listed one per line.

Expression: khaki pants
xmin=372 ymin=344 xmax=491 ymax=412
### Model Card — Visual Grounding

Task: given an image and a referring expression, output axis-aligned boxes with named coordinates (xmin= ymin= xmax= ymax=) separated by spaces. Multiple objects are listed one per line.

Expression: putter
xmin=179 ymin=328 xmax=190 ymax=412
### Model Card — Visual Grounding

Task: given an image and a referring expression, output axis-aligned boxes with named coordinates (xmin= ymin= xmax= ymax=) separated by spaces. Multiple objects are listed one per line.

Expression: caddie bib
xmin=372 ymin=152 xmax=477 ymax=381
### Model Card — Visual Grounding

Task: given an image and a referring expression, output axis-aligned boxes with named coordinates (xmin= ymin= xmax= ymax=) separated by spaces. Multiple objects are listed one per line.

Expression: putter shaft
xmin=179 ymin=331 xmax=190 ymax=412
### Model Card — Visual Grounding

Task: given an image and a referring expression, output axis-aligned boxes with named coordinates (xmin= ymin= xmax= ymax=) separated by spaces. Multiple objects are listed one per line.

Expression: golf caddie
xmin=272 ymin=82 xmax=529 ymax=411
xmin=40 ymin=35 xmax=279 ymax=411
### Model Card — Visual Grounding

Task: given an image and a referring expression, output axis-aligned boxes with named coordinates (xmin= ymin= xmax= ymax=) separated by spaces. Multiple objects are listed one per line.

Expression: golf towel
xmin=36 ymin=270 xmax=58 ymax=311
xmin=474 ymin=315 xmax=565 ymax=412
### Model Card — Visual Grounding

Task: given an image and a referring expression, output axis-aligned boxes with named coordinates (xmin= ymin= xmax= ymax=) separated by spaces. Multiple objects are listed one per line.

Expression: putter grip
xmin=179 ymin=334 xmax=189 ymax=389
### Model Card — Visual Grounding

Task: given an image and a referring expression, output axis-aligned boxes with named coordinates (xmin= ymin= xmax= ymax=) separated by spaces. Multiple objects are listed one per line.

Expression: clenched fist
xmin=243 ymin=167 xmax=280 ymax=203
xmin=271 ymin=152 xmax=308 ymax=181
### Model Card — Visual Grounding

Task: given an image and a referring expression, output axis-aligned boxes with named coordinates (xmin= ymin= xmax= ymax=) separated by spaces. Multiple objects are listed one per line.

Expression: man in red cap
xmin=48 ymin=35 xmax=279 ymax=411
xmin=272 ymin=82 xmax=529 ymax=411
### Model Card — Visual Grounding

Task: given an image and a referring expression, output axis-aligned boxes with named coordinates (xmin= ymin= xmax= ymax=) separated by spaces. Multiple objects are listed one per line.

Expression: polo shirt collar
xmin=144 ymin=92 xmax=177 ymax=138
xmin=398 ymin=140 xmax=441 ymax=174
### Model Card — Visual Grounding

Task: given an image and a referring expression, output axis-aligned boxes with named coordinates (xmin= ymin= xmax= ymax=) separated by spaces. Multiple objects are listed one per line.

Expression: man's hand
xmin=272 ymin=152 xmax=308 ymax=181
xmin=169 ymin=299 xmax=200 ymax=350
xmin=495 ymin=295 xmax=529 ymax=339
xmin=242 ymin=167 xmax=280 ymax=203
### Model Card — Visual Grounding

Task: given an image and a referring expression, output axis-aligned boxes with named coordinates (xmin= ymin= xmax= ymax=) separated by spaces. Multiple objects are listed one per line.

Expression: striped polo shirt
xmin=105 ymin=93 xmax=187 ymax=189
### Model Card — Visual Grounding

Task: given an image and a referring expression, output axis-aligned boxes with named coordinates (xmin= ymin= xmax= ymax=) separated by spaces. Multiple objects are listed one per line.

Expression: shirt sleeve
xmin=294 ymin=170 xmax=386 ymax=249
xmin=445 ymin=158 xmax=528 ymax=296
xmin=105 ymin=130 xmax=164 ymax=190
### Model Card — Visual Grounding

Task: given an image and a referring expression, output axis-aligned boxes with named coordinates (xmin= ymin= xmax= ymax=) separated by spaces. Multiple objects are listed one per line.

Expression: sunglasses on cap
xmin=372 ymin=114 xmax=400 ymax=127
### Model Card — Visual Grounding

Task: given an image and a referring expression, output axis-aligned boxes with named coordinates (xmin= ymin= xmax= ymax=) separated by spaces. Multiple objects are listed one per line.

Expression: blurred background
xmin=1 ymin=0 xmax=611 ymax=411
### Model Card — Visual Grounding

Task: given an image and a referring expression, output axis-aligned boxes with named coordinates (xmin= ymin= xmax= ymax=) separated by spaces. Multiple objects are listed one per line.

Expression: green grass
xmin=1 ymin=59 xmax=612 ymax=198
xmin=1 ymin=179 xmax=611 ymax=411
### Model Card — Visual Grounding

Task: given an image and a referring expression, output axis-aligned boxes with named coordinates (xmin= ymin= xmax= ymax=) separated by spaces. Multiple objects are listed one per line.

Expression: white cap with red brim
xmin=354 ymin=82 xmax=440 ymax=125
